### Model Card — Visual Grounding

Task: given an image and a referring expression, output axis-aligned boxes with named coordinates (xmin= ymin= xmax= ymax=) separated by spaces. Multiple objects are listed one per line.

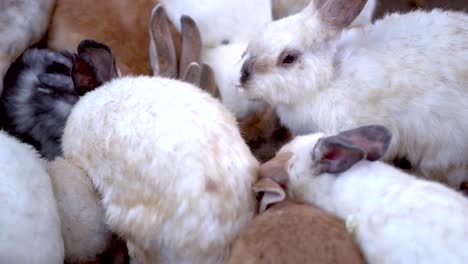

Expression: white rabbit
xmin=0 ymin=131 xmax=64 ymax=263
xmin=0 ymin=0 xmax=55 ymax=94
xmin=60 ymin=64 xmax=259 ymax=262
xmin=260 ymin=125 xmax=468 ymax=264
xmin=239 ymin=0 xmax=468 ymax=189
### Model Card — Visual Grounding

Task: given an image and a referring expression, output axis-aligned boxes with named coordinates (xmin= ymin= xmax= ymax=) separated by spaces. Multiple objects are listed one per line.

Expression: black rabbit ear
xmin=72 ymin=40 xmax=118 ymax=96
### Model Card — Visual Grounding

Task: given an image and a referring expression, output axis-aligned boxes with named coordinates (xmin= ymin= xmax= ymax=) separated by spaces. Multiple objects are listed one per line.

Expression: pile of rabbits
xmin=1 ymin=0 xmax=468 ymax=263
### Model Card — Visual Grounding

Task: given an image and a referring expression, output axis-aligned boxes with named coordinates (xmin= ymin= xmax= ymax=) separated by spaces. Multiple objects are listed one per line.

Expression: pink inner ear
xmin=323 ymin=148 xmax=341 ymax=160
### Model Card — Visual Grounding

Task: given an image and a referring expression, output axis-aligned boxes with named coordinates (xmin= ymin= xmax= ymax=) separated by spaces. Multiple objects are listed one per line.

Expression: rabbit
xmin=0 ymin=0 xmax=55 ymax=94
xmin=271 ymin=0 xmax=376 ymax=21
xmin=238 ymin=0 xmax=468 ymax=189
xmin=46 ymin=0 xmax=181 ymax=76
xmin=0 ymin=131 xmax=64 ymax=263
xmin=260 ymin=124 xmax=468 ymax=263
xmin=58 ymin=46 xmax=259 ymax=263
xmin=1 ymin=39 xmax=118 ymax=160
xmin=47 ymin=157 xmax=114 ymax=263
xmin=150 ymin=5 xmax=291 ymax=162
xmin=228 ymin=176 xmax=365 ymax=264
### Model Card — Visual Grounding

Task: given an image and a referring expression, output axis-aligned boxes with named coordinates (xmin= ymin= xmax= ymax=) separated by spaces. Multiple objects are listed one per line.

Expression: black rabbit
xmin=0 ymin=40 xmax=118 ymax=160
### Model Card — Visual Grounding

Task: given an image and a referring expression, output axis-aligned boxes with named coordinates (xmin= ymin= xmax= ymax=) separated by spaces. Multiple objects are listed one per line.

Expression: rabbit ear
xmin=150 ymin=4 xmax=178 ymax=78
xmin=259 ymin=152 xmax=293 ymax=189
xmin=200 ymin=63 xmax=220 ymax=99
xmin=313 ymin=125 xmax=392 ymax=174
xmin=72 ymin=40 xmax=118 ymax=96
xmin=182 ymin=62 xmax=202 ymax=86
xmin=253 ymin=177 xmax=286 ymax=213
xmin=315 ymin=0 xmax=368 ymax=30
xmin=179 ymin=15 xmax=202 ymax=79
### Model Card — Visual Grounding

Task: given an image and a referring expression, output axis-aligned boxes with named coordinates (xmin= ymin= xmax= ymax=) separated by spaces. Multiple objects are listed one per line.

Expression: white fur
xmin=0 ymin=131 xmax=64 ymax=263
xmin=271 ymin=0 xmax=376 ymax=23
xmin=61 ymin=76 xmax=259 ymax=263
xmin=47 ymin=158 xmax=112 ymax=263
xmin=158 ymin=0 xmax=272 ymax=118
xmin=278 ymin=133 xmax=468 ymax=264
xmin=0 ymin=0 xmax=55 ymax=94
xmin=242 ymin=7 xmax=468 ymax=188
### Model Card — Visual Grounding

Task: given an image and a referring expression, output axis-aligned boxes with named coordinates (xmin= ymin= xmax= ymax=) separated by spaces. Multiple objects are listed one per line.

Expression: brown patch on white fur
xmin=205 ymin=178 xmax=219 ymax=193
xmin=47 ymin=0 xmax=181 ymax=76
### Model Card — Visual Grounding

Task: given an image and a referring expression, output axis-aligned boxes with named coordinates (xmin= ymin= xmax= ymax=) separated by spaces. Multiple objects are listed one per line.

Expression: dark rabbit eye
xmin=283 ymin=54 xmax=296 ymax=64
xmin=278 ymin=49 xmax=301 ymax=67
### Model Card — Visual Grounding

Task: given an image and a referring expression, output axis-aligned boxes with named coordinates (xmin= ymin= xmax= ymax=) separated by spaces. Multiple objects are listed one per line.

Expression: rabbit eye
xmin=278 ymin=50 xmax=301 ymax=67
xmin=283 ymin=54 xmax=296 ymax=64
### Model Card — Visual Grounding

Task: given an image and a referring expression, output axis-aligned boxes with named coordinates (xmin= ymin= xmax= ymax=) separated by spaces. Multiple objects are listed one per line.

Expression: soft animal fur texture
xmin=240 ymin=0 xmax=468 ymax=188
xmin=262 ymin=125 xmax=468 ymax=263
xmin=228 ymin=177 xmax=364 ymax=264
xmin=150 ymin=5 xmax=291 ymax=163
xmin=0 ymin=131 xmax=64 ymax=263
xmin=61 ymin=76 xmax=259 ymax=264
xmin=0 ymin=0 xmax=55 ymax=94
xmin=1 ymin=40 xmax=118 ymax=160
xmin=47 ymin=158 xmax=112 ymax=263
xmin=47 ymin=0 xmax=181 ymax=76
xmin=271 ymin=0 xmax=376 ymax=21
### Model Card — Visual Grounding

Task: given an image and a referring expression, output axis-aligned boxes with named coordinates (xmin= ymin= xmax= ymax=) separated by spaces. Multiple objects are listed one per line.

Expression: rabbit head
xmin=239 ymin=0 xmax=369 ymax=106
xmin=260 ymin=125 xmax=391 ymax=196
xmin=0 ymin=39 xmax=118 ymax=160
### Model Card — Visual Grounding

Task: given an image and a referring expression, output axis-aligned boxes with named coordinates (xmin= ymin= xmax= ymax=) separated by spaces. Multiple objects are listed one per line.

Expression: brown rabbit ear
xmin=179 ymin=15 xmax=202 ymax=79
xmin=200 ymin=63 xmax=220 ymax=99
xmin=182 ymin=62 xmax=202 ymax=86
xmin=150 ymin=4 xmax=178 ymax=78
xmin=253 ymin=177 xmax=286 ymax=213
xmin=259 ymin=152 xmax=293 ymax=189
xmin=72 ymin=39 xmax=118 ymax=96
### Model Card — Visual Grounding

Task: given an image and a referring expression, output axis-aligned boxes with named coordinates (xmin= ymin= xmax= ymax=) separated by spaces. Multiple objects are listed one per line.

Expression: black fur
xmin=1 ymin=48 xmax=77 ymax=160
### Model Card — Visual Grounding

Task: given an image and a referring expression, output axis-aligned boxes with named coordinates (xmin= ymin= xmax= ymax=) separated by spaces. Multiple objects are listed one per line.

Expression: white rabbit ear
xmin=150 ymin=4 xmax=178 ymax=78
xmin=312 ymin=0 xmax=368 ymax=30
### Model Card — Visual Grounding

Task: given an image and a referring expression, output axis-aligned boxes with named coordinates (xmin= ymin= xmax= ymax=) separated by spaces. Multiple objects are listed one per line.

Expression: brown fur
xmin=47 ymin=0 xmax=181 ymax=76
xmin=228 ymin=201 xmax=365 ymax=264
xmin=239 ymin=107 xmax=292 ymax=162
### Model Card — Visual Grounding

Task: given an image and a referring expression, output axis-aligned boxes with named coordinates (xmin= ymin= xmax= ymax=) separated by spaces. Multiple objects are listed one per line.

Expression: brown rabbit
xmin=47 ymin=0 xmax=181 ymax=76
xmin=228 ymin=176 xmax=365 ymax=264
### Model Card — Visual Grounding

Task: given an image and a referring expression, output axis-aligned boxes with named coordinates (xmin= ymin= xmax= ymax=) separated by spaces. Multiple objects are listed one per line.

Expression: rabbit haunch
xmin=61 ymin=76 xmax=258 ymax=263
xmin=228 ymin=177 xmax=364 ymax=264
xmin=240 ymin=0 xmax=468 ymax=188
xmin=262 ymin=125 xmax=468 ymax=263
